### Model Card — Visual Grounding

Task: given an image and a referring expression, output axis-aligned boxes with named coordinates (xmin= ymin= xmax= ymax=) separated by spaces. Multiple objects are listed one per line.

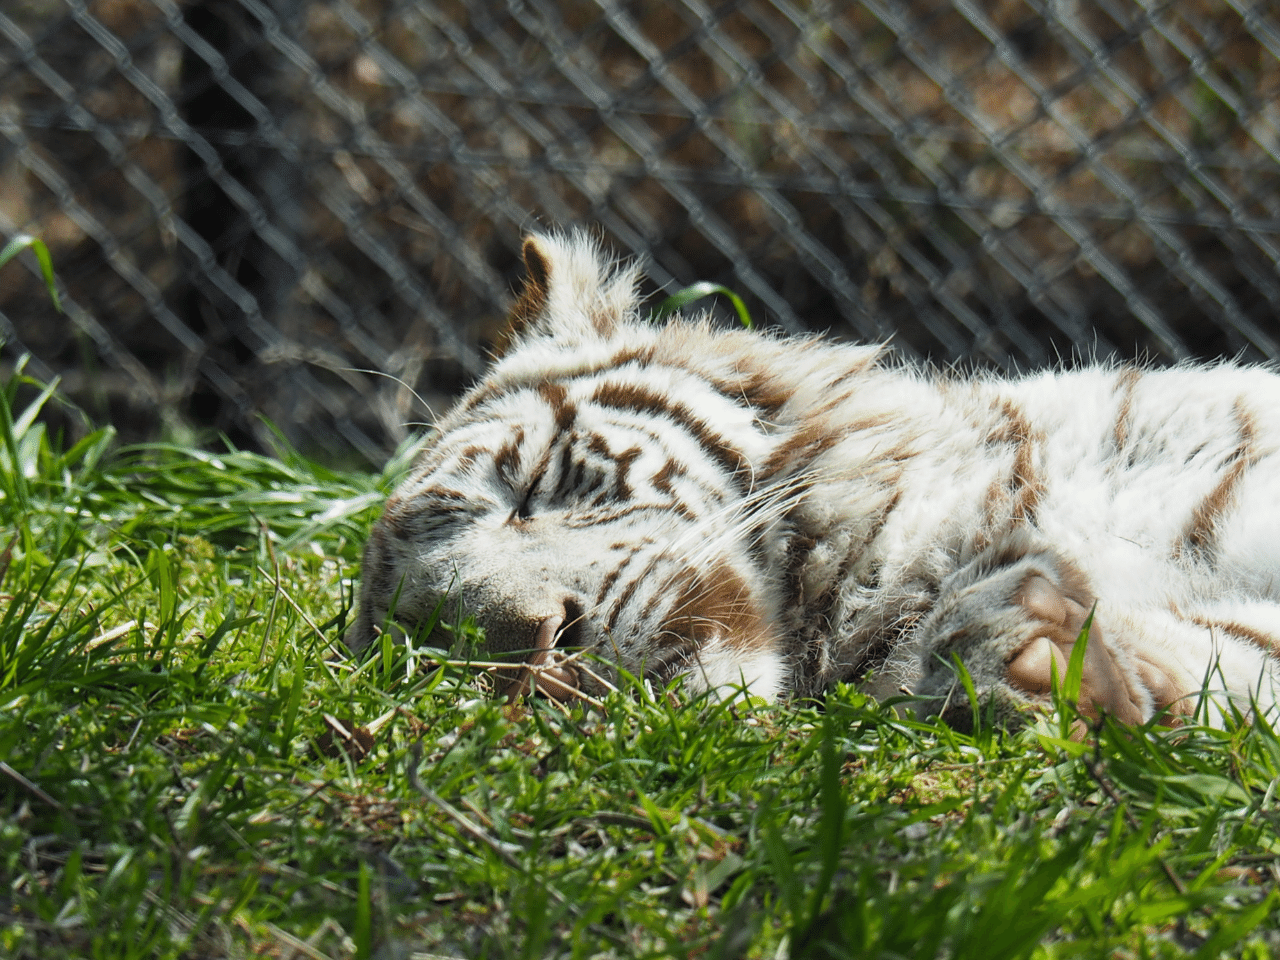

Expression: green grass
xmin=2 ymin=366 xmax=1280 ymax=960
xmin=0 ymin=235 xmax=61 ymax=313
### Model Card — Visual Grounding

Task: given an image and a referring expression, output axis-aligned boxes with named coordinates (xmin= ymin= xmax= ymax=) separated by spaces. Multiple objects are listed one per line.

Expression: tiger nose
xmin=529 ymin=612 xmax=565 ymax=663
xmin=479 ymin=590 xmax=585 ymax=653
xmin=496 ymin=612 xmax=567 ymax=700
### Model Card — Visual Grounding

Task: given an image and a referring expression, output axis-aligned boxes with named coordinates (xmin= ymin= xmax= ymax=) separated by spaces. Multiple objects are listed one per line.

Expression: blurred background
xmin=2 ymin=0 xmax=1279 ymax=466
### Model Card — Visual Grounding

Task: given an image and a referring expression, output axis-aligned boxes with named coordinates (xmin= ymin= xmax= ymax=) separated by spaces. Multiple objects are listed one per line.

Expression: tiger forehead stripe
xmin=651 ymin=459 xmax=698 ymax=520
xmin=538 ymin=381 xmax=577 ymax=432
xmin=596 ymin=349 xmax=792 ymax=417
xmin=492 ymin=426 xmax=525 ymax=482
xmin=589 ymin=379 xmax=751 ymax=483
xmin=573 ymin=416 xmax=720 ymax=520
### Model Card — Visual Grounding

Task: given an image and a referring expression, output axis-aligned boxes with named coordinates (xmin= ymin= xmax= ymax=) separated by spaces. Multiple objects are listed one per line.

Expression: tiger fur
xmin=347 ymin=231 xmax=1280 ymax=729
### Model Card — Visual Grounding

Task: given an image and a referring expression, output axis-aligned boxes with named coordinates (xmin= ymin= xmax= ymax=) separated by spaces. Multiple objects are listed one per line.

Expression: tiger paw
xmin=913 ymin=536 xmax=1150 ymax=729
xmin=1002 ymin=574 xmax=1148 ymax=725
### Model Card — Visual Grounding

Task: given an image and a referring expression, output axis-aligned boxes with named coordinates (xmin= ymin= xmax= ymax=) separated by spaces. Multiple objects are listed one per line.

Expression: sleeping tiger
xmin=347 ymin=231 xmax=1280 ymax=729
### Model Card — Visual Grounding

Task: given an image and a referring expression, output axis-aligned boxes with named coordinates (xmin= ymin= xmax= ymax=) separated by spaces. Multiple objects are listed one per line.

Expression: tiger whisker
xmin=561 ymin=658 xmax=619 ymax=696
xmin=340 ymin=366 xmax=441 ymax=429
xmin=570 ymin=476 xmax=812 ymax=644
xmin=640 ymin=475 xmax=812 ymax=579
xmin=642 ymin=479 xmax=812 ymax=597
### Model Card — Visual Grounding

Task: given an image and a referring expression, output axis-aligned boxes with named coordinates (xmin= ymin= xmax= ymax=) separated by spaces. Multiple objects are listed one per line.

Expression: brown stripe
xmin=824 ymin=351 xmax=882 ymax=392
xmin=384 ymin=485 xmax=475 ymax=534
xmin=568 ymin=499 xmax=696 ymax=527
xmin=538 ymin=381 xmax=577 ymax=433
xmin=612 ymin=445 xmax=642 ymax=501
xmin=595 ymin=536 xmax=658 ymax=610
xmin=1112 ymin=367 xmax=1141 ymax=452
xmin=659 ymin=564 xmax=770 ymax=653
xmin=453 ymin=444 xmax=489 ymax=471
xmin=591 ymin=380 xmax=750 ymax=484
xmin=409 ymin=486 xmax=473 ymax=505
xmin=592 ymin=379 xmax=674 ymax=416
xmin=761 ymin=413 xmax=894 ymax=479
xmin=493 ymin=427 xmax=525 ymax=485
xmin=454 ymin=382 xmax=500 ymax=419
xmin=604 ymin=559 xmax=647 ymax=633
xmin=547 ymin=441 xmax=574 ymax=499
xmin=997 ymin=399 xmax=1041 ymax=523
xmin=1189 ymin=615 xmax=1280 ymax=657
xmin=1180 ymin=400 xmax=1258 ymax=559
xmin=607 ymin=345 xmax=657 ymax=369
xmin=700 ymin=365 xmax=797 ymax=420
xmin=762 ymin=422 xmax=840 ymax=479
xmin=649 ymin=459 xmax=699 ymax=521
xmin=595 ymin=556 xmax=631 ymax=609
xmin=730 ymin=368 xmax=794 ymax=418
xmin=863 ymin=487 xmax=902 ymax=553
xmin=597 ymin=422 xmax=715 ymax=516
xmin=651 ymin=457 xmax=685 ymax=493
xmin=609 ymin=347 xmax=791 ymax=419
xmin=1010 ymin=447 xmax=1039 ymax=525
xmin=819 ymin=486 xmax=901 ymax=606
xmin=972 ymin=474 xmax=1006 ymax=553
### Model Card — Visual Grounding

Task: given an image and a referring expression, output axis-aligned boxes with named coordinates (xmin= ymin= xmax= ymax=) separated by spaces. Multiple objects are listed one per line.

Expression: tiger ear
xmin=498 ymin=232 xmax=639 ymax=352
xmin=502 ymin=235 xmax=554 ymax=346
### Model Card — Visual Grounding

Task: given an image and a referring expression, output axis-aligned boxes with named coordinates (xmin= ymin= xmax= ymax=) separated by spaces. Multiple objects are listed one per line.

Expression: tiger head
xmin=346 ymin=232 xmax=881 ymax=701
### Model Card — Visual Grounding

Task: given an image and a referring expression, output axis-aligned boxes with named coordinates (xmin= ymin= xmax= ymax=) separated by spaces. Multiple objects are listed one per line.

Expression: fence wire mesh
xmin=3 ymin=0 xmax=1279 ymax=463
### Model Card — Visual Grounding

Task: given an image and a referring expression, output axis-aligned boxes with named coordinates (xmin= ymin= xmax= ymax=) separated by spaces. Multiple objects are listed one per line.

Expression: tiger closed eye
xmin=350 ymin=229 xmax=1280 ymax=733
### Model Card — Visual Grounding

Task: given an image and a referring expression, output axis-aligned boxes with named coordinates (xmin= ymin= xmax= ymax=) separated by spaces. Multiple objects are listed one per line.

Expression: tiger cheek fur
xmin=350 ymin=230 xmax=1280 ymax=727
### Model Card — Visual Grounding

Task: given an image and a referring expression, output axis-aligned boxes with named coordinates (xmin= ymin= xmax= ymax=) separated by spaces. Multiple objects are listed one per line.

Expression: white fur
xmin=351 ymin=232 xmax=1280 ymax=727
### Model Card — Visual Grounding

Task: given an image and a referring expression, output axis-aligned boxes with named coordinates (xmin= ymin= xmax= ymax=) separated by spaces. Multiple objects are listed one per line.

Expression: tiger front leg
xmin=912 ymin=532 xmax=1195 ymax=730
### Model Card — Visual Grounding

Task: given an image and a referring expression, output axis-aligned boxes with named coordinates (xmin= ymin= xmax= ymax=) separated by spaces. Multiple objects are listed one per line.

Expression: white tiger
xmin=347 ymin=231 xmax=1280 ymax=730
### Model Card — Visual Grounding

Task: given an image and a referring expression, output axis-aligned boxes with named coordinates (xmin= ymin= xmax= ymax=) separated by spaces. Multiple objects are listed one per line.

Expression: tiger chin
xmin=348 ymin=230 xmax=1280 ymax=731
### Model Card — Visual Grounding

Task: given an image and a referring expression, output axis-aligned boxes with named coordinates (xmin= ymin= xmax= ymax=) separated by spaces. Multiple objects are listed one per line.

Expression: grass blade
xmin=650 ymin=281 xmax=754 ymax=328
xmin=0 ymin=234 xmax=61 ymax=312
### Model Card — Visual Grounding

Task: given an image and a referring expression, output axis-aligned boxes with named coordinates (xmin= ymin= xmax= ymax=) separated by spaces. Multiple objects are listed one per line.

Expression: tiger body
xmin=349 ymin=233 xmax=1280 ymax=728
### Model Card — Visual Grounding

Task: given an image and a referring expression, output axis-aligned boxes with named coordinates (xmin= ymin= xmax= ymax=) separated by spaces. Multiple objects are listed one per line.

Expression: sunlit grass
xmin=1 ymin=367 xmax=1278 ymax=959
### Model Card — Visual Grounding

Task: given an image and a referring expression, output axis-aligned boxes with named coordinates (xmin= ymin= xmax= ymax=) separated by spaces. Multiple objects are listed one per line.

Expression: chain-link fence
xmin=3 ymin=0 xmax=1279 ymax=464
